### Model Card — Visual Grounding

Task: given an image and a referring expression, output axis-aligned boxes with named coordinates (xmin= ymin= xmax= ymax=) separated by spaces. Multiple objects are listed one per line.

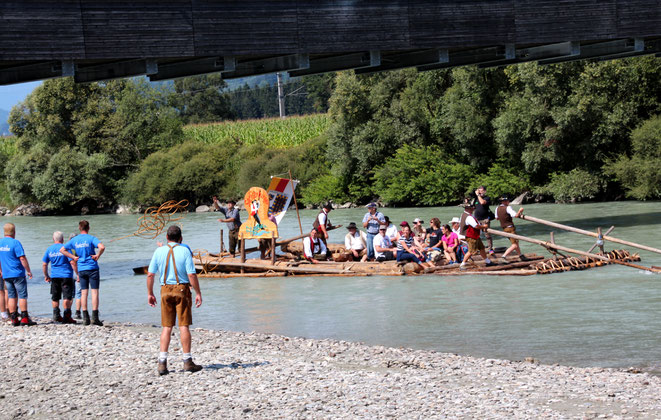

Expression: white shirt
xmin=345 ymin=231 xmax=366 ymax=250
xmin=373 ymin=234 xmax=393 ymax=259
xmin=385 ymin=224 xmax=398 ymax=241
xmin=317 ymin=210 xmax=328 ymax=227
xmin=303 ymin=236 xmax=327 ymax=259
xmin=465 ymin=214 xmax=478 ymax=228
xmin=495 ymin=204 xmax=517 ymax=219
xmin=452 ymin=227 xmax=466 ymax=241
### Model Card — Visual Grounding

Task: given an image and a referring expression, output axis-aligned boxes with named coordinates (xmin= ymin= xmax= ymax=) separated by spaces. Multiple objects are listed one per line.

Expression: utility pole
xmin=276 ymin=72 xmax=285 ymax=119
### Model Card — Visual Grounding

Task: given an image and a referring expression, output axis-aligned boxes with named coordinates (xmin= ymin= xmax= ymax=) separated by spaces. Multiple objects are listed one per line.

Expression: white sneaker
xmin=459 ymin=263 xmax=467 ymax=271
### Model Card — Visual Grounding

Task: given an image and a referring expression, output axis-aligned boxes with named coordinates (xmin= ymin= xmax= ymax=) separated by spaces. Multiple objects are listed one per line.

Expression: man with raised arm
xmin=147 ymin=225 xmax=203 ymax=375
xmin=43 ymin=231 xmax=78 ymax=324
xmin=0 ymin=223 xmax=36 ymax=326
xmin=60 ymin=220 xmax=105 ymax=326
xmin=213 ymin=197 xmax=241 ymax=257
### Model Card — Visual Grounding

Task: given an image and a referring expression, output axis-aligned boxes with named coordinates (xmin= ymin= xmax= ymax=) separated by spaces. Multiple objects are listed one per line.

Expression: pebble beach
xmin=1 ymin=320 xmax=660 ymax=419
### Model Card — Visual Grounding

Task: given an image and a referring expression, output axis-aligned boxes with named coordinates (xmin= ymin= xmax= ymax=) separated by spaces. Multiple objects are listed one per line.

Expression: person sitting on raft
xmin=412 ymin=218 xmax=426 ymax=242
xmin=344 ymin=222 xmax=368 ymax=262
xmin=373 ymin=224 xmax=397 ymax=262
xmin=496 ymin=195 xmax=526 ymax=261
xmin=441 ymin=224 xmax=459 ymax=264
xmin=396 ymin=225 xmax=430 ymax=267
xmin=303 ymin=229 xmax=329 ymax=264
xmin=384 ymin=216 xmax=398 ymax=242
xmin=426 ymin=218 xmax=443 ymax=251
xmin=459 ymin=200 xmax=494 ymax=270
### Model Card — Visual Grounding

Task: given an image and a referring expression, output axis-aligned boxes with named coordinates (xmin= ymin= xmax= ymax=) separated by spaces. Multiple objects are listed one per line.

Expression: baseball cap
xmin=414 ymin=218 xmax=423 ymax=223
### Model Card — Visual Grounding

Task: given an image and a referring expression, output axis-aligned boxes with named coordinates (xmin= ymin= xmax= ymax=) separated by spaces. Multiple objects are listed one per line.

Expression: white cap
xmin=450 ymin=217 xmax=461 ymax=224
xmin=414 ymin=218 xmax=422 ymax=223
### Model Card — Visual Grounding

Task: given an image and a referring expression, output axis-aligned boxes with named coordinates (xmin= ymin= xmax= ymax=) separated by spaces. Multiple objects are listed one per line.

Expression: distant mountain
xmin=0 ymin=109 xmax=10 ymax=136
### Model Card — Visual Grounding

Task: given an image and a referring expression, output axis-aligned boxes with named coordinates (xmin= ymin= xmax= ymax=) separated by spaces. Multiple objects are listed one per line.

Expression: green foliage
xmin=300 ymin=174 xmax=350 ymax=207
xmin=373 ymin=145 xmax=472 ymax=206
xmin=468 ymin=164 xmax=531 ymax=200
xmin=172 ymin=74 xmax=235 ymax=124
xmin=603 ymin=115 xmax=661 ymax=199
xmin=536 ymin=169 xmax=603 ymax=203
xmin=183 ymin=114 xmax=330 ymax=148
xmin=122 ymin=141 xmax=236 ymax=206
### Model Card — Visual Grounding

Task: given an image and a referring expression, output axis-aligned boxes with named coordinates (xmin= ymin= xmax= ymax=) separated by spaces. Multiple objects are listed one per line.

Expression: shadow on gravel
xmin=206 ymin=361 xmax=270 ymax=370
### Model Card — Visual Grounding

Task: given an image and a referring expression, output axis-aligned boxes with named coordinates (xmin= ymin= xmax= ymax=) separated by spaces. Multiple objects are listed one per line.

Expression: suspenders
xmin=163 ymin=244 xmax=180 ymax=285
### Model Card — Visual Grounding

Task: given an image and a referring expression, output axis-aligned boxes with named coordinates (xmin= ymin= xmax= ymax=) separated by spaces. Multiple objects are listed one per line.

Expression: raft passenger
xmin=303 ymin=229 xmax=328 ymax=264
xmin=344 ymin=222 xmax=367 ymax=262
xmin=373 ymin=224 xmax=397 ymax=262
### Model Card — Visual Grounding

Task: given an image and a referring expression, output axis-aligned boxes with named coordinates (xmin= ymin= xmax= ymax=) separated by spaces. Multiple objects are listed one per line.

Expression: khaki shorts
xmin=466 ymin=237 xmax=485 ymax=254
xmin=161 ymin=284 xmax=192 ymax=327
xmin=504 ymin=226 xmax=519 ymax=245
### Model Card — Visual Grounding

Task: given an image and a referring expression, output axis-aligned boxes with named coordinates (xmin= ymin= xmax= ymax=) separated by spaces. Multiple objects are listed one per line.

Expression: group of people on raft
xmin=302 ymin=186 xmax=525 ymax=270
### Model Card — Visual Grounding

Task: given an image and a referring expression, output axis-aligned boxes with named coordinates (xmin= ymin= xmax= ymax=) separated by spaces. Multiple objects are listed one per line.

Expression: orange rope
xmin=110 ymin=200 xmax=189 ymax=242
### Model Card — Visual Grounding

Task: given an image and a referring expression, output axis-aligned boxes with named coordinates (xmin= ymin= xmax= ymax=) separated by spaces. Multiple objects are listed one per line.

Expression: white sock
xmin=0 ymin=311 xmax=7 ymax=319
xmin=460 ymin=262 xmax=466 ymax=266
xmin=182 ymin=352 xmax=192 ymax=361
xmin=485 ymin=258 xmax=492 ymax=264
xmin=158 ymin=352 xmax=168 ymax=363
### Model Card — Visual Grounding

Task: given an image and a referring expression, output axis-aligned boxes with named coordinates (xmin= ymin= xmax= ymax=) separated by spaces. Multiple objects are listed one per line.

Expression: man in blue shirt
xmin=60 ymin=220 xmax=105 ymax=326
xmin=362 ymin=202 xmax=386 ymax=261
xmin=0 ymin=223 xmax=35 ymax=326
xmin=43 ymin=231 xmax=78 ymax=324
xmin=213 ymin=197 xmax=241 ymax=257
xmin=147 ymin=225 xmax=203 ymax=376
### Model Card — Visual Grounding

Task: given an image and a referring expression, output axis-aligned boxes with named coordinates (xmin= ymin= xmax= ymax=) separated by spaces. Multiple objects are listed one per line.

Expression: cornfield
xmin=183 ymin=113 xmax=330 ymax=148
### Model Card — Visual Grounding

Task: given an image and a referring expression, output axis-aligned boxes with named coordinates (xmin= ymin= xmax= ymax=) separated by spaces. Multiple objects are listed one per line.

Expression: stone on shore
xmin=196 ymin=205 xmax=212 ymax=213
xmin=1 ymin=320 xmax=660 ymax=419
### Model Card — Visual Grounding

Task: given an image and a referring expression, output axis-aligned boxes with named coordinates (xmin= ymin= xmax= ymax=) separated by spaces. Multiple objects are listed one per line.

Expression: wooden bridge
xmin=1 ymin=0 xmax=660 ymax=85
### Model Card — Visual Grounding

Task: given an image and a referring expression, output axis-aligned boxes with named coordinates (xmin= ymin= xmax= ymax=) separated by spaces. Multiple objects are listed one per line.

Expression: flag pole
xmin=288 ymin=169 xmax=304 ymax=243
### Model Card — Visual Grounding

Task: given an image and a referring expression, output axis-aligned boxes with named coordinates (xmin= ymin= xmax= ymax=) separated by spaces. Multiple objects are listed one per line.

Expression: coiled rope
xmin=111 ymin=200 xmax=189 ymax=242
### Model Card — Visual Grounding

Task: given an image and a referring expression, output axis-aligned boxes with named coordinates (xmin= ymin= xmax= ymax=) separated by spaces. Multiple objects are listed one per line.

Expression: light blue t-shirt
xmin=362 ymin=211 xmax=386 ymax=234
xmin=63 ymin=233 xmax=101 ymax=271
xmin=148 ymin=242 xmax=196 ymax=285
xmin=0 ymin=236 xmax=26 ymax=278
xmin=42 ymin=243 xmax=74 ymax=278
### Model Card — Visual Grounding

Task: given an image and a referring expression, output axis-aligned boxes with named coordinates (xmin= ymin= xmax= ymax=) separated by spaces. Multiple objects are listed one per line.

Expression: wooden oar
xmin=486 ymin=228 xmax=659 ymax=273
xmin=242 ymin=225 xmax=343 ymax=253
xmin=519 ymin=214 xmax=661 ymax=256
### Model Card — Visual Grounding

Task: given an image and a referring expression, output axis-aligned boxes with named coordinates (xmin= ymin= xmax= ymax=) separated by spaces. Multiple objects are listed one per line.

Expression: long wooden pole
xmin=203 ymin=260 xmax=352 ymax=275
xmin=486 ymin=228 xmax=658 ymax=273
xmin=519 ymin=214 xmax=661 ymax=256
xmin=241 ymin=225 xmax=342 ymax=254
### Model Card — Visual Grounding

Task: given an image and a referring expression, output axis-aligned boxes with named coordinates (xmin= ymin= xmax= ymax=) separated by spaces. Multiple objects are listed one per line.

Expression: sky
xmin=0 ymin=81 xmax=42 ymax=111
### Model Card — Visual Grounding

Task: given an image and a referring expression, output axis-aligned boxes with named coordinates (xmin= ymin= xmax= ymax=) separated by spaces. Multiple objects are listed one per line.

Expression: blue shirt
xmin=0 ymin=236 xmax=26 ymax=278
xmin=42 ymin=243 xmax=74 ymax=278
xmin=148 ymin=242 xmax=196 ymax=285
xmin=362 ymin=211 xmax=386 ymax=234
xmin=63 ymin=233 xmax=101 ymax=271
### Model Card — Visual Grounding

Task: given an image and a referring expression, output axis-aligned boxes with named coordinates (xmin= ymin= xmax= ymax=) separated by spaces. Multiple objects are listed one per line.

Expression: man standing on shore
xmin=60 ymin=220 xmax=105 ymax=326
xmin=213 ymin=197 xmax=241 ymax=257
xmin=362 ymin=202 xmax=385 ymax=261
xmin=147 ymin=225 xmax=203 ymax=375
xmin=43 ymin=231 xmax=78 ymax=324
xmin=0 ymin=223 xmax=36 ymax=326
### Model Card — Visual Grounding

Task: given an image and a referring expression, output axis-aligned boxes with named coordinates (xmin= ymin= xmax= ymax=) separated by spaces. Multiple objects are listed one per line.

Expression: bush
xmin=121 ymin=141 xmax=237 ymax=206
xmin=300 ymin=174 xmax=350 ymax=206
xmin=372 ymin=144 xmax=472 ymax=206
xmin=467 ymin=163 xmax=531 ymax=200
xmin=536 ymin=169 xmax=603 ymax=203
xmin=603 ymin=115 xmax=661 ymax=199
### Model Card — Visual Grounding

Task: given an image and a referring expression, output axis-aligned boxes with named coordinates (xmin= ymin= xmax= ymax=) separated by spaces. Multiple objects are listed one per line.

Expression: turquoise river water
xmin=9 ymin=202 xmax=661 ymax=373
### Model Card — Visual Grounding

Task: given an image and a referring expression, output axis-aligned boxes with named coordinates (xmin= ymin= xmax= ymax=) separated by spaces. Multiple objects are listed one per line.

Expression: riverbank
xmin=1 ymin=319 xmax=659 ymax=419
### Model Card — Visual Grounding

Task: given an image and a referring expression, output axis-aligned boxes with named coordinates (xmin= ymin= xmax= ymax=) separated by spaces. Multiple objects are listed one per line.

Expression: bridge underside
xmin=1 ymin=1 xmax=660 ymax=85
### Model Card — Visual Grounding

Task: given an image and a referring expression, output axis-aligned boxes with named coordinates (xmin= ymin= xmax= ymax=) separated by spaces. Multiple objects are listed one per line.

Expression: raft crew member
xmin=312 ymin=202 xmax=334 ymax=247
xmin=441 ymin=224 xmax=459 ymax=264
xmin=412 ymin=218 xmax=426 ymax=242
xmin=43 ymin=231 xmax=77 ymax=324
xmin=374 ymin=224 xmax=397 ymax=262
xmin=147 ymin=225 xmax=203 ymax=375
xmin=474 ymin=186 xmax=495 ymax=254
xmin=362 ymin=203 xmax=386 ymax=261
xmin=61 ymin=220 xmax=105 ymax=326
xmin=213 ymin=197 xmax=241 ymax=258
xmin=303 ymin=229 xmax=328 ymax=264
xmin=496 ymin=195 xmax=525 ymax=261
xmin=384 ymin=216 xmax=398 ymax=242
xmin=0 ymin=223 xmax=36 ymax=326
xmin=344 ymin=222 xmax=368 ymax=262
xmin=459 ymin=201 xmax=494 ymax=270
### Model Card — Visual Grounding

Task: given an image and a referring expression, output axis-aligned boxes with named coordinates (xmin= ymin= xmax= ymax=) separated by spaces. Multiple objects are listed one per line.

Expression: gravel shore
xmin=1 ymin=319 xmax=659 ymax=419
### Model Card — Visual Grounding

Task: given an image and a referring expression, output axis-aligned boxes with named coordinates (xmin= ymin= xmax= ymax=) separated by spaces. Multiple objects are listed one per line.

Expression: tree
xmin=173 ymin=74 xmax=235 ymax=124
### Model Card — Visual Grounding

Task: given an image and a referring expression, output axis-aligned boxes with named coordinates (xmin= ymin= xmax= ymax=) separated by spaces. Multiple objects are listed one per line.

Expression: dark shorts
xmin=161 ymin=283 xmax=192 ymax=327
xmin=0 ymin=277 xmax=4 ymax=291
xmin=4 ymin=276 xmax=27 ymax=299
xmin=79 ymin=269 xmax=100 ymax=290
xmin=376 ymin=251 xmax=394 ymax=262
xmin=51 ymin=277 xmax=75 ymax=301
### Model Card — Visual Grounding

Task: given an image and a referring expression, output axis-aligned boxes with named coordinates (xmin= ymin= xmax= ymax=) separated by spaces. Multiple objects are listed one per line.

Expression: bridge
xmin=1 ymin=0 xmax=660 ymax=85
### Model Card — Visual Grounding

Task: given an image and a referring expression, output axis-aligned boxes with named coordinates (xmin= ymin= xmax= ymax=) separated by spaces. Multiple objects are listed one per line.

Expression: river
xmin=8 ymin=201 xmax=661 ymax=373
